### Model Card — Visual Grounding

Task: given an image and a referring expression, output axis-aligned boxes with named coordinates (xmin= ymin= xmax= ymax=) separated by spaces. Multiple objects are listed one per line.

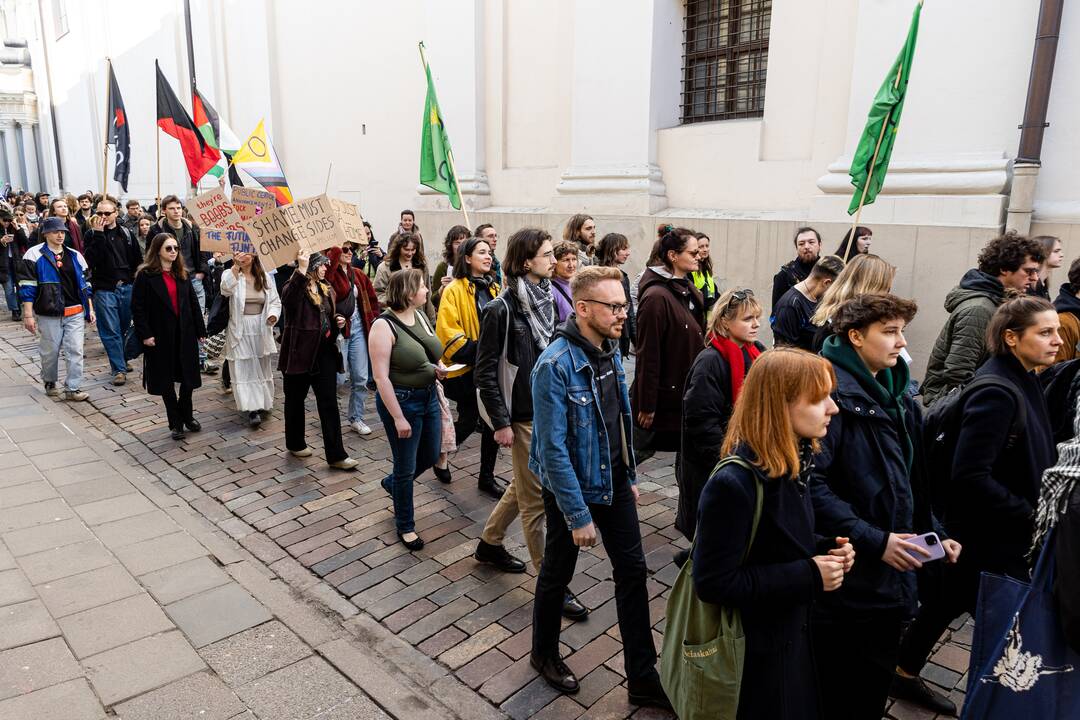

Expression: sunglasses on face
xmin=341 ymin=247 xmax=354 ymax=255
xmin=97 ymin=211 xmax=115 ymax=216
xmin=162 ymin=245 xmax=179 ymax=252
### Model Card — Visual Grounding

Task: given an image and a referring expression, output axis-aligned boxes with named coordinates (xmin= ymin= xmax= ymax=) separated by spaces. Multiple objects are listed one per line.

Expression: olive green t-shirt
xmin=382 ymin=311 xmax=443 ymax=388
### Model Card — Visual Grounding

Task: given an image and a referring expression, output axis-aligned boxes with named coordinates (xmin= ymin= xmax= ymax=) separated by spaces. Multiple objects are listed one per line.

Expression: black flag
xmin=107 ymin=65 xmax=130 ymax=191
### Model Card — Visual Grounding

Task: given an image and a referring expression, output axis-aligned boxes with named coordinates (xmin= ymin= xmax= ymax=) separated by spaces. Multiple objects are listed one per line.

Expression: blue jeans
xmin=344 ymin=312 xmax=369 ymax=422
xmin=2 ymin=273 xmax=17 ymax=312
xmin=375 ymin=384 xmax=442 ymax=534
xmin=94 ymin=284 xmax=132 ymax=374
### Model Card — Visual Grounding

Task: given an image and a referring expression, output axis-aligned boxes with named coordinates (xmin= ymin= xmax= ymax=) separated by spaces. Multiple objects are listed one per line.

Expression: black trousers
xmin=443 ymin=371 xmax=498 ymax=481
xmin=283 ymin=343 xmax=346 ymax=463
xmin=813 ymin=611 xmax=906 ymax=720
xmin=532 ymin=478 xmax=657 ymax=685
xmin=897 ymin=549 xmax=1028 ymax=676
xmin=161 ymin=383 xmax=193 ymax=430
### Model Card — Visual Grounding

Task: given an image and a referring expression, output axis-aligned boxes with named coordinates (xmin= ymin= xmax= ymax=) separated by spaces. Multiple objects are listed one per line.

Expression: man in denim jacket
xmin=528 ymin=266 xmax=670 ymax=711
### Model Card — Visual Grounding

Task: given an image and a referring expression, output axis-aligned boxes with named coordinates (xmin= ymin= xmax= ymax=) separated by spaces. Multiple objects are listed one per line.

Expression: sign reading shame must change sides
xmin=242 ymin=194 xmax=365 ymax=269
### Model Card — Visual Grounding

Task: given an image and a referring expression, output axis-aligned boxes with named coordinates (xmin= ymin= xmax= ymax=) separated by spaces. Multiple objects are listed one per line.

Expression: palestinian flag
xmin=156 ymin=61 xmax=219 ymax=185
xmin=107 ymin=64 xmax=130 ymax=191
xmin=192 ymin=88 xmax=243 ymax=185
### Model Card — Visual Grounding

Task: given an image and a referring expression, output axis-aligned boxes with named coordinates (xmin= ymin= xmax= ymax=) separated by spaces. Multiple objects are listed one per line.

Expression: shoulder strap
xmin=705 ymin=456 xmax=764 ymax=563
xmin=381 ymin=311 xmax=440 ymax=364
xmin=552 ymin=281 xmax=572 ymax=305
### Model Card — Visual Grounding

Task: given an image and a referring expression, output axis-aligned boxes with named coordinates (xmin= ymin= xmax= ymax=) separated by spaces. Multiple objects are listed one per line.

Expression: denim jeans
xmin=532 ymin=475 xmax=657 ymax=683
xmin=375 ymin=384 xmax=442 ymax=534
xmin=37 ymin=313 xmax=85 ymax=391
xmin=94 ymin=284 xmax=133 ymax=374
xmin=2 ymin=273 xmax=17 ymax=312
xmin=344 ymin=310 xmax=369 ymax=423
xmin=191 ymin=276 xmax=207 ymax=364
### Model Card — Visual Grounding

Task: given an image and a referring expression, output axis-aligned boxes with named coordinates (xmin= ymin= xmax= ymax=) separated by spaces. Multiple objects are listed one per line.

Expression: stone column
xmin=416 ymin=0 xmax=490 ymax=212
xmin=1 ymin=123 xmax=23 ymax=190
xmin=18 ymin=123 xmax=40 ymax=192
xmin=552 ymin=0 xmax=678 ymax=216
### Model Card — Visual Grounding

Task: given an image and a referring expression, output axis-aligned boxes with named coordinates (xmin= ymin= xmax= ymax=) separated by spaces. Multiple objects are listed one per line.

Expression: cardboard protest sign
xmin=243 ymin=194 xmax=366 ymax=268
xmin=231 ymin=187 xmax=277 ymax=221
xmin=185 ymin=189 xmax=245 ymax=252
xmin=203 ymin=228 xmax=255 ymax=255
xmin=243 ymin=204 xmax=304 ymax=269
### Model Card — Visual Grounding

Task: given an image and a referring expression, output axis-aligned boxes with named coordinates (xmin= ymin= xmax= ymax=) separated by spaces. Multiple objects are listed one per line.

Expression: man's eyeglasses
xmin=1022 ymin=267 xmax=1040 ymax=276
xmin=582 ymin=299 xmax=629 ymax=316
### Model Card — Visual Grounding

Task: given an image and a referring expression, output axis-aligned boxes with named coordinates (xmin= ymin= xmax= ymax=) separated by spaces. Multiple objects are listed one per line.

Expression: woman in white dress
xmin=219 ymin=252 xmax=281 ymax=427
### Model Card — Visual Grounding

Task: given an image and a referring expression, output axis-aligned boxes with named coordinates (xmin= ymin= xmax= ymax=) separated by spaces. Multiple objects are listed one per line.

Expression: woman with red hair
xmin=327 ymin=242 xmax=380 ymax=435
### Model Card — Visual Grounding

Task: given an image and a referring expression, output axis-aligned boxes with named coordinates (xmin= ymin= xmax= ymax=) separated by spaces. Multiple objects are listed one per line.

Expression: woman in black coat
xmin=894 ymin=296 xmax=1061 ymax=709
xmin=131 ymin=233 xmax=206 ymax=441
xmin=676 ymin=289 xmax=764 ymax=541
xmin=691 ymin=348 xmax=850 ymax=720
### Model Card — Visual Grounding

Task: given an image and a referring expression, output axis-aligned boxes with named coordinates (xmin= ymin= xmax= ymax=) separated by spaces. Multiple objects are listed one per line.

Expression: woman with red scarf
xmin=675 ymin=288 xmax=765 ymax=546
xmin=326 ymin=243 xmax=380 ymax=435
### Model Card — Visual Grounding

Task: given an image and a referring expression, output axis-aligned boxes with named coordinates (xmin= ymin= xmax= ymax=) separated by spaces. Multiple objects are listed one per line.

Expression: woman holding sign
xmin=131 ymin=233 xmax=207 ymax=441
xmin=220 ymin=252 xmax=281 ymax=427
xmin=278 ymin=250 xmax=359 ymax=470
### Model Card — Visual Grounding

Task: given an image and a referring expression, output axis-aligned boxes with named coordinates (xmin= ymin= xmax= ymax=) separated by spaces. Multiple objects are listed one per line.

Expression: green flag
xmin=848 ymin=1 xmax=922 ymax=215
xmin=419 ymin=44 xmax=460 ymax=210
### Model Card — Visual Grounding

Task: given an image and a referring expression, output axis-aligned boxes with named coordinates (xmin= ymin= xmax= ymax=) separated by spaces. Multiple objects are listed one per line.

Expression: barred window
xmin=681 ymin=0 xmax=772 ymax=124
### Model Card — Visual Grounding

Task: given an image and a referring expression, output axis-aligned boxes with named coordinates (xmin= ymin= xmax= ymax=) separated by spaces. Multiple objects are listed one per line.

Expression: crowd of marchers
xmin=5 ymin=184 xmax=1080 ymax=718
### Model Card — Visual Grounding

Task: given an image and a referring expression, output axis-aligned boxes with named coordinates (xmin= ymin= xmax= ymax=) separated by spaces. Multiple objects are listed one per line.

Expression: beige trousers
xmin=480 ymin=421 xmax=546 ymax=571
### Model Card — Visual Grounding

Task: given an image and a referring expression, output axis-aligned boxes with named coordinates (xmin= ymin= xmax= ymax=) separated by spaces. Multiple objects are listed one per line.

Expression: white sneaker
xmin=350 ymin=420 xmax=372 ymax=435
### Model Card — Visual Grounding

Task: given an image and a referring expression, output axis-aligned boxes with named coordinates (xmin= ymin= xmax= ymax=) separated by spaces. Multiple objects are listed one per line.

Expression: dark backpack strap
xmin=552 ymin=281 xmax=572 ymax=306
xmin=381 ymin=311 xmax=440 ymax=365
xmin=703 ymin=456 xmax=763 ymax=564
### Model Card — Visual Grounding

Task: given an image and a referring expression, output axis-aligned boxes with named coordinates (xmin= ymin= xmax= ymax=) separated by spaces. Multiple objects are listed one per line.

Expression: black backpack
xmin=1039 ymin=358 xmax=1080 ymax=443
xmin=922 ymin=375 xmax=1026 ymax=514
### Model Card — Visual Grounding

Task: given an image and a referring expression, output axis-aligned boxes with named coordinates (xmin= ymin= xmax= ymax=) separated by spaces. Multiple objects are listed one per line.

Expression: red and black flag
xmin=155 ymin=60 xmax=219 ymax=185
xmin=107 ymin=64 xmax=130 ymax=191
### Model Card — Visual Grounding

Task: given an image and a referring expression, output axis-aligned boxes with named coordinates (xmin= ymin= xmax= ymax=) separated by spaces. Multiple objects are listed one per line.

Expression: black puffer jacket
xmin=811 ymin=362 xmax=940 ymax=616
xmin=475 ymin=289 xmax=545 ymax=429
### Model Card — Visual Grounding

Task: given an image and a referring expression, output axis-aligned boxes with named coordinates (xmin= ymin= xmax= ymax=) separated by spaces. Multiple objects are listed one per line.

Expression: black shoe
xmin=889 ymin=672 xmax=957 ymax=716
xmin=184 ymin=419 xmax=201 ymax=432
xmin=562 ymin=591 xmax=590 ymax=622
xmin=11 ymin=310 xmax=20 ymax=321
xmin=673 ymin=548 xmax=690 ymax=569
xmin=398 ymin=533 xmax=425 ymax=551
xmin=433 ymin=464 xmax=452 ymax=484
xmin=530 ymin=653 xmax=579 ymax=694
xmin=474 ymin=540 xmax=526 ymax=573
xmin=628 ymin=674 xmax=673 ymax=711
xmin=170 ymin=427 xmax=186 ymax=441
xmin=248 ymin=411 xmax=262 ymax=428
xmin=478 ymin=477 xmax=506 ymax=499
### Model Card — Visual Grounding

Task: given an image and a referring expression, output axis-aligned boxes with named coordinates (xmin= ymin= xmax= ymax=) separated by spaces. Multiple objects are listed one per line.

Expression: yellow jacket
xmin=436 ymin=277 xmax=500 ymax=378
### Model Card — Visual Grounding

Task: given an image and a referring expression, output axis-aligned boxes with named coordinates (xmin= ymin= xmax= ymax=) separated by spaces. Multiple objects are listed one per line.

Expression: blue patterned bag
xmin=963 ymin=530 xmax=1080 ymax=718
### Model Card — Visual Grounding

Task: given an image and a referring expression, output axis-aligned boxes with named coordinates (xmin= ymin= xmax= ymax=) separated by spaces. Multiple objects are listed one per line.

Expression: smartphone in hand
xmin=905 ymin=531 xmax=946 ymax=563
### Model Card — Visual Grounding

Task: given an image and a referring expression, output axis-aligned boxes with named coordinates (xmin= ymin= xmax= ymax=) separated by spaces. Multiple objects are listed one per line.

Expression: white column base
xmin=811 ymin=151 xmax=1009 ymax=228
xmin=552 ymin=163 xmax=668 ymax=215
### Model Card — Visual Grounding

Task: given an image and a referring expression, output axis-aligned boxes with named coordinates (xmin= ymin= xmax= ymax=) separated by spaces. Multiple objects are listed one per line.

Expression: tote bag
xmin=660 ymin=456 xmax=761 ymax=720
xmin=962 ymin=529 xmax=1079 ymax=718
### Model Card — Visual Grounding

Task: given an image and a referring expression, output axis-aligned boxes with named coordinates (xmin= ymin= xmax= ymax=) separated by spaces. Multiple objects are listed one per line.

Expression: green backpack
xmin=660 ymin=456 xmax=762 ymax=720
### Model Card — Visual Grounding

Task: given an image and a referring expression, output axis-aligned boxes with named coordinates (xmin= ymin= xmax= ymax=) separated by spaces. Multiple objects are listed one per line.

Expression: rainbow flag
xmin=231 ymin=120 xmax=292 ymax=205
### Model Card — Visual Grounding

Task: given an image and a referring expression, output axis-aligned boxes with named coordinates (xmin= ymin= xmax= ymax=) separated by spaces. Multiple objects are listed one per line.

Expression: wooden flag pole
xmin=845 ymin=60 xmax=906 ymax=263
xmin=324 ymin=162 xmax=333 ymax=193
xmin=101 ymin=58 xmax=112 ymax=195
xmin=418 ymin=42 xmax=471 ymax=230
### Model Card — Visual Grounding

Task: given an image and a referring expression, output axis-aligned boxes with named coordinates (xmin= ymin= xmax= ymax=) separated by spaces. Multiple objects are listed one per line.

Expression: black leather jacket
xmin=475 ymin=290 xmax=544 ymax=429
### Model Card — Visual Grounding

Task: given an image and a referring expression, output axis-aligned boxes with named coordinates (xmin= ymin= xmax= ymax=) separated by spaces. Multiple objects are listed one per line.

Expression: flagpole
xmin=156 ymin=124 xmax=161 ymax=206
xmin=418 ymin=42 xmax=471 ymax=230
xmin=101 ymin=57 xmax=111 ymax=196
xmin=844 ymin=61 xmax=905 ymax=264
xmin=324 ymin=162 xmax=333 ymax=193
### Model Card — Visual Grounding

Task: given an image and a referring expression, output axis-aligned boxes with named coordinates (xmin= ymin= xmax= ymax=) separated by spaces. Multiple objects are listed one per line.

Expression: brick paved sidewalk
xmin=0 ymin=318 xmax=973 ymax=719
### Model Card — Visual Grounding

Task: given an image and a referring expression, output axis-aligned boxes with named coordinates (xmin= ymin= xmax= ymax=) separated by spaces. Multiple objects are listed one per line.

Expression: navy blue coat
xmin=810 ymin=363 xmax=939 ymax=617
xmin=693 ymin=446 xmax=826 ymax=720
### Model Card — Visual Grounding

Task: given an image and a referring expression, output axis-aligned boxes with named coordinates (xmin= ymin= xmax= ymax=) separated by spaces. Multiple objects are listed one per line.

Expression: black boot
xmin=478 ymin=476 xmax=506 ymax=499
xmin=562 ymin=591 xmax=589 ymax=621
xmin=474 ymin=540 xmax=526 ymax=573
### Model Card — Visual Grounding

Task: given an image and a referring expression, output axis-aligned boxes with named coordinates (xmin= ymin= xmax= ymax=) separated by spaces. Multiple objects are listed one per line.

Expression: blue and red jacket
xmin=17 ymin=243 xmax=92 ymax=318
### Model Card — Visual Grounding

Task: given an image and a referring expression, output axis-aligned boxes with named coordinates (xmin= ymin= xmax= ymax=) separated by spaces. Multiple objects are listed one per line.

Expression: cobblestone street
xmin=0 ymin=318 xmax=973 ymax=719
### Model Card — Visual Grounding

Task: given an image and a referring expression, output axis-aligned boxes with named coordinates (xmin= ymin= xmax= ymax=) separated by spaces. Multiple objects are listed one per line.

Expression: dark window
xmin=682 ymin=0 xmax=772 ymax=124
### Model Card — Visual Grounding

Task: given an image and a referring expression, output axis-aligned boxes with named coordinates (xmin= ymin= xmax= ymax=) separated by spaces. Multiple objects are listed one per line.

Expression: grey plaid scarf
xmin=1031 ymin=406 xmax=1080 ymax=558
xmin=507 ymin=275 xmax=555 ymax=350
